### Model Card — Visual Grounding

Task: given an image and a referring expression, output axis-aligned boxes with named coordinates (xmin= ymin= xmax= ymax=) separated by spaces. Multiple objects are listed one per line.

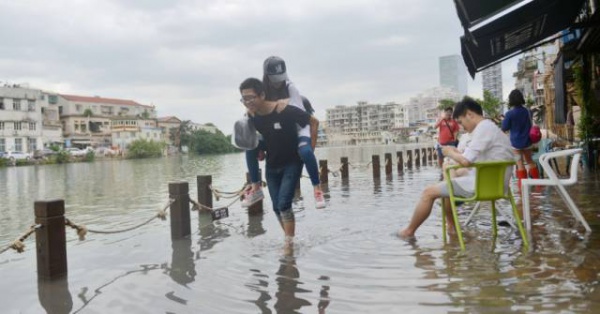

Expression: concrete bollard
xmin=341 ymin=157 xmax=349 ymax=180
xmin=385 ymin=153 xmax=392 ymax=175
xmin=372 ymin=155 xmax=381 ymax=178
xmin=197 ymin=175 xmax=212 ymax=211
xmin=168 ymin=181 xmax=191 ymax=239
xmin=245 ymin=171 xmax=264 ymax=215
xmin=319 ymin=159 xmax=329 ymax=184
xmin=35 ymin=200 xmax=68 ymax=280
xmin=396 ymin=151 xmax=404 ymax=174
xmin=415 ymin=149 xmax=421 ymax=167
xmin=407 ymin=150 xmax=413 ymax=169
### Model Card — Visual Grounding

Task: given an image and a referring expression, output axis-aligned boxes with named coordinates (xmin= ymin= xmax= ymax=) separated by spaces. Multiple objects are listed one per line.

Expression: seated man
xmin=398 ymin=98 xmax=515 ymax=238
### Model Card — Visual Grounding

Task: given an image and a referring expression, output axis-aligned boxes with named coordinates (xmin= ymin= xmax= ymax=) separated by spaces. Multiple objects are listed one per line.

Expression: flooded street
xmin=1 ymin=147 xmax=600 ymax=313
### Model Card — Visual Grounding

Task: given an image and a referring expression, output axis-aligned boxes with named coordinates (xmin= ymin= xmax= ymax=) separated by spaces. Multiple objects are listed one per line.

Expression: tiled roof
xmin=60 ymin=94 xmax=153 ymax=108
xmin=157 ymin=116 xmax=181 ymax=122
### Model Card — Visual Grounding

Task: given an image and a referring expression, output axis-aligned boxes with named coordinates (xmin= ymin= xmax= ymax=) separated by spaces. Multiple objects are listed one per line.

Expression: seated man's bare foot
xmin=397 ymin=229 xmax=415 ymax=239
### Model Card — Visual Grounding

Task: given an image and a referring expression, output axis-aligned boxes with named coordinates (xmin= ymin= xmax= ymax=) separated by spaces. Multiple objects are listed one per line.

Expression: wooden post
xmin=407 ymin=150 xmax=413 ymax=169
xmin=169 ymin=181 xmax=191 ymax=239
xmin=372 ymin=155 xmax=380 ymax=178
xmin=35 ymin=200 xmax=68 ymax=280
xmin=384 ymin=153 xmax=392 ymax=175
xmin=197 ymin=175 xmax=212 ymax=211
xmin=422 ymin=148 xmax=427 ymax=165
xmin=246 ymin=171 xmax=264 ymax=215
xmin=427 ymin=147 xmax=433 ymax=164
xmin=319 ymin=159 xmax=329 ymax=184
xmin=396 ymin=151 xmax=404 ymax=174
xmin=340 ymin=157 xmax=349 ymax=180
xmin=415 ymin=149 xmax=421 ymax=167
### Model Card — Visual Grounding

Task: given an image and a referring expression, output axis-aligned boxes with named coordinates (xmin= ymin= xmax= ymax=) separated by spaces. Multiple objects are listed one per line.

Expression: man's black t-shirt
xmin=253 ymin=105 xmax=310 ymax=168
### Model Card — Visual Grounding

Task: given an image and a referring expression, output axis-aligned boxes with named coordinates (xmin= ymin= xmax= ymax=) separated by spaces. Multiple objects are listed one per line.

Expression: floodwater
xmin=1 ymin=145 xmax=600 ymax=313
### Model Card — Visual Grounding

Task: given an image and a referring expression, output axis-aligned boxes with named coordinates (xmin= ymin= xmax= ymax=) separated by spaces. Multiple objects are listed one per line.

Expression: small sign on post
xmin=211 ymin=207 xmax=229 ymax=221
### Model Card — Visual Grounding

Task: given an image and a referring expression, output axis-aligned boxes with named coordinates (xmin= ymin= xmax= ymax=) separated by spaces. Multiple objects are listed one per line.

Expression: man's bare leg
xmin=398 ymin=184 xmax=443 ymax=238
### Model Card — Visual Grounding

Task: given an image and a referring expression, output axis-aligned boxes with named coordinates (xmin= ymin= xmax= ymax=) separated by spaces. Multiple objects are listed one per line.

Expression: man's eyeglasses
xmin=240 ymin=96 xmax=258 ymax=104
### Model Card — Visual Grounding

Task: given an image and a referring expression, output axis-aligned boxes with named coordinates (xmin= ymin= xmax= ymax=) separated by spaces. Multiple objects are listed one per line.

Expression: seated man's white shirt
xmin=454 ymin=119 xmax=516 ymax=194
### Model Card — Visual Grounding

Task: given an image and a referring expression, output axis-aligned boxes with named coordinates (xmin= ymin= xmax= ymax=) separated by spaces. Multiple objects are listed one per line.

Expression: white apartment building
xmin=58 ymin=94 xmax=156 ymax=148
xmin=326 ymin=101 xmax=400 ymax=145
xmin=0 ymin=85 xmax=62 ymax=154
xmin=482 ymin=63 xmax=503 ymax=101
xmin=190 ymin=122 xmax=218 ymax=134
xmin=403 ymin=86 xmax=461 ymax=127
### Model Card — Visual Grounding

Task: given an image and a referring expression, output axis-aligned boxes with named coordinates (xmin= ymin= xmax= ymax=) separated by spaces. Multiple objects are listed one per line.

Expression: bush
xmin=83 ymin=150 xmax=95 ymax=162
xmin=54 ymin=151 xmax=70 ymax=164
xmin=126 ymin=139 xmax=166 ymax=159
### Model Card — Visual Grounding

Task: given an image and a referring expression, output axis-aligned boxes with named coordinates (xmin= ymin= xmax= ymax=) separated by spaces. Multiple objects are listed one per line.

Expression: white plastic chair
xmin=521 ymin=148 xmax=591 ymax=235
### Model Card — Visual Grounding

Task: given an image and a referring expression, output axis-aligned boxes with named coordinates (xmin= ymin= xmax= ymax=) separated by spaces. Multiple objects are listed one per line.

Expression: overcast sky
xmin=0 ymin=0 xmax=519 ymax=133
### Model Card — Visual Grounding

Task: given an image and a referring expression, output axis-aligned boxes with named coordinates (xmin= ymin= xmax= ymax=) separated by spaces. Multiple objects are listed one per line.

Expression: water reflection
xmin=167 ymin=237 xmax=196 ymax=287
xmin=198 ymin=212 xmax=231 ymax=252
xmin=246 ymin=213 xmax=267 ymax=238
xmin=37 ymin=277 xmax=73 ymax=314
xmin=273 ymin=253 xmax=311 ymax=313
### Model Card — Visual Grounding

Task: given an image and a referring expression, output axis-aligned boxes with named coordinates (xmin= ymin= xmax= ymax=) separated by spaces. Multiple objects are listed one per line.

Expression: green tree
xmin=478 ymin=90 xmax=503 ymax=120
xmin=188 ymin=129 xmax=237 ymax=155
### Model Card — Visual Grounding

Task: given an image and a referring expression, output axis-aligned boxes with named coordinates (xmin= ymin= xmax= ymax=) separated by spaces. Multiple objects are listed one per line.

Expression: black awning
xmin=459 ymin=0 xmax=586 ymax=78
xmin=454 ymin=0 xmax=525 ymax=28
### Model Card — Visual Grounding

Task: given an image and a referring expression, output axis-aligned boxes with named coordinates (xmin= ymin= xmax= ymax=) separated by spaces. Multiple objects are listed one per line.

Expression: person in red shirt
xmin=435 ymin=107 xmax=460 ymax=168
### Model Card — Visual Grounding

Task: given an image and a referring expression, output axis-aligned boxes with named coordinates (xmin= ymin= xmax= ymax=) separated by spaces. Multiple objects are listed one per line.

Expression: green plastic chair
xmin=443 ymin=161 xmax=529 ymax=251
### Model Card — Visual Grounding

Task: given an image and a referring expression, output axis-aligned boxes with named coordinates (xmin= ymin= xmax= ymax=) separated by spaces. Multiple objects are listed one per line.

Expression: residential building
xmin=439 ymin=55 xmax=468 ymax=96
xmin=482 ymin=63 xmax=503 ymax=100
xmin=190 ymin=122 xmax=218 ymax=134
xmin=58 ymin=94 xmax=156 ymax=148
xmin=324 ymin=87 xmax=460 ymax=146
xmin=0 ymin=85 xmax=62 ymax=154
xmin=111 ymin=117 xmax=164 ymax=151
xmin=404 ymin=86 xmax=461 ymax=126
xmin=157 ymin=116 xmax=182 ymax=146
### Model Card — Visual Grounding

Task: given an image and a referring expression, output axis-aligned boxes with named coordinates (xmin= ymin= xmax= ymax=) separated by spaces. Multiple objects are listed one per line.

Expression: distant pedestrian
xmin=501 ymin=89 xmax=540 ymax=185
xmin=435 ymin=107 xmax=460 ymax=168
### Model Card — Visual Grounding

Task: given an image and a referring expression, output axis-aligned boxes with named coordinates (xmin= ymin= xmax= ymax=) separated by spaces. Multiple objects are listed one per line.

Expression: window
xmin=13 ymin=99 xmax=21 ymax=111
xmin=58 ymin=106 xmax=63 ymax=115
xmin=0 ymin=139 xmax=4 ymax=152
xmin=14 ymin=122 xmax=22 ymax=130
xmin=75 ymin=104 xmax=82 ymax=112
xmin=0 ymin=122 xmax=4 ymax=130
xmin=0 ymin=98 xmax=4 ymax=110
xmin=15 ymin=138 xmax=22 ymax=151
xmin=28 ymin=138 xmax=36 ymax=152
xmin=48 ymin=95 xmax=58 ymax=104
xmin=28 ymin=100 xmax=35 ymax=112
xmin=29 ymin=122 xmax=36 ymax=131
